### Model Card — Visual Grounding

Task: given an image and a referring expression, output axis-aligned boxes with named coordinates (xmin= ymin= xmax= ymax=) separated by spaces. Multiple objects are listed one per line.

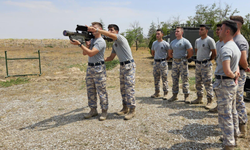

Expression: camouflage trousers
xmin=195 ymin=61 xmax=213 ymax=98
xmin=86 ymin=64 xmax=108 ymax=110
xmin=153 ymin=61 xmax=168 ymax=92
xmin=213 ymin=78 xmax=239 ymax=146
xmin=172 ymin=58 xmax=189 ymax=94
xmin=236 ymin=70 xmax=248 ymax=124
xmin=120 ymin=62 xmax=136 ymax=108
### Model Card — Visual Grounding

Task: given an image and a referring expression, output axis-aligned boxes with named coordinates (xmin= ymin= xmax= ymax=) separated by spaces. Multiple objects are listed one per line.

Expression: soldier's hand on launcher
xmin=70 ymin=39 xmax=81 ymax=45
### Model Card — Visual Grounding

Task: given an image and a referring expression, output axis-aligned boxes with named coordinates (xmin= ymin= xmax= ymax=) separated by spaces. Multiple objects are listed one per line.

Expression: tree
xmin=99 ymin=18 xmax=106 ymax=30
xmin=123 ymin=21 xmax=143 ymax=50
xmin=147 ymin=21 xmax=156 ymax=38
xmin=241 ymin=13 xmax=250 ymax=63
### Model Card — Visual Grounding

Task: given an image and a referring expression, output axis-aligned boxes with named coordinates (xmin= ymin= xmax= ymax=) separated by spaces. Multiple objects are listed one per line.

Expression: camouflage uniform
xmin=214 ymin=40 xmax=241 ymax=146
xmin=120 ymin=62 xmax=136 ymax=108
xmin=153 ymin=61 xmax=168 ymax=93
xmin=236 ymin=70 xmax=248 ymax=124
xmin=172 ymin=58 xmax=189 ymax=94
xmin=86 ymin=64 xmax=108 ymax=110
xmin=213 ymin=79 xmax=239 ymax=146
xmin=195 ymin=61 xmax=213 ymax=98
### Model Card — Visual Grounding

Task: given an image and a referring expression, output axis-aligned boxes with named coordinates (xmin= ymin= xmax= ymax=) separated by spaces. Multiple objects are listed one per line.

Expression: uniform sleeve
xmin=166 ymin=42 xmax=170 ymax=51
xmin=93 ymin=39 xmax=105 ymax=52
xmin=170 ymin=41 xmax=173 ymax=50
xmin=238 ymin=42 xmax=248 ymax=51
xmin=185 ymin=39 xmax=193 ymax=50
xmin=195 ymin=39 xmax=198 ymax=49
xmin=208 ymin=38 xmax=216 ymax=50
xmin=111 ymin=44 xmax=116 ymax=54
xmin=221 ymin=47 xmax=232 ymax=62
xmin=151 ymin=41 xmax=155 ymax=51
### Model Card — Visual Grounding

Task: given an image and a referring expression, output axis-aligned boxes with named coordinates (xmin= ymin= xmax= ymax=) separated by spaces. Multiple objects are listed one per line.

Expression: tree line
xmin=101 ymin=2 xmax=250 ymax=55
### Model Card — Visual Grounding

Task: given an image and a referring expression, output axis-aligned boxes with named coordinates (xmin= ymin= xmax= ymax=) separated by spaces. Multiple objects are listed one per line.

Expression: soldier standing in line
xmin=209 ymin=23 xmax=224 ymax=113
xmin=150 ymin=29 xmax=170 ymax=100
xmin=87 ymin=24 xmax=136 ymax=120
xmin=230 ymin=16 xmax=250 ymax=138
xmin=189 ymin=25 xmax=216 ymax=109
xmin=168 ymin=27 xmax=193 ymax=102
xmin=213 ymin=20 xmax=241 ymax=150
xmin=70 ymin=22 xmax=109 ymax=121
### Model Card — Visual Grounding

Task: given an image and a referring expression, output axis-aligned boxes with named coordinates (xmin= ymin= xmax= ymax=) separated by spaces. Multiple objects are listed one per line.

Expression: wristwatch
xmin=78 ymin=43 xmax=82 ymax=47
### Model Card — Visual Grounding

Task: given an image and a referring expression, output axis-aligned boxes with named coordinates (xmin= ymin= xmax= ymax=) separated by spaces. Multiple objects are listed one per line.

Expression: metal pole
xmin=5 ymin=51 xmax=9 ymax=77
xmin=38 ymin=50 xmax=42 ymax=75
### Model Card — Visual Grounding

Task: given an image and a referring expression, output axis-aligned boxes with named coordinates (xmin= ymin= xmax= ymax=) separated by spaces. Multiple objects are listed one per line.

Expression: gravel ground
xmin=0 ymin=44 xmax=249 ymax=149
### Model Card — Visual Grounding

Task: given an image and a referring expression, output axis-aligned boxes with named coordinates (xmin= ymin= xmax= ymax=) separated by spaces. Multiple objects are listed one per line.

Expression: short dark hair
xmin=108 ymin=24 xmax=119 ymax=32
xmin=156 ymin=29 xmax=163 ymax=33
xmin=222 ymin=20 xmax=238 ymax=36
xmin=230 ymin=16 xmax=244 ymax=24
xmin=91 ymin=22 xmax=103 ymax=29
xmin=216 ymin=23 xmax=222 ymax=27
xmin=200 ymin=24 xmax=209 ymax=30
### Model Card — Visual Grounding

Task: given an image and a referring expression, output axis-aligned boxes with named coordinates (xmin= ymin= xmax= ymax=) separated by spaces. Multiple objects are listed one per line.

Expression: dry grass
xmin=0 ymin=39 xmax=249 ymax=149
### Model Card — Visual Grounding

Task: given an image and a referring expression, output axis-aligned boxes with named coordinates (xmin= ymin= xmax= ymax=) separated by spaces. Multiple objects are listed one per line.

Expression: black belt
xmin=120 ymin=59 xmax=134 ymax=65
xmin=196 ymin=60 xmax=210 ymax=64
xmin=215 ymin=75 xmax=234 ymax=80
xmin=88 ymin=61 xmax=104 ymax=66
xmin=154 ymin=59 xmax=166 ymax=62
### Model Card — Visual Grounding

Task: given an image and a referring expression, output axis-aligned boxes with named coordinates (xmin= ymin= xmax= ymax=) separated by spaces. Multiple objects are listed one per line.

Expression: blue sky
xmin=0 ymin=0 xmax=249 ymax=39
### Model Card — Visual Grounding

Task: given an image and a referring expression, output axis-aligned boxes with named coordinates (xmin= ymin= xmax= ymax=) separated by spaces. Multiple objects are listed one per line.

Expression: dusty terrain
xmin=0 ymin=39 xmax=249 ymax=149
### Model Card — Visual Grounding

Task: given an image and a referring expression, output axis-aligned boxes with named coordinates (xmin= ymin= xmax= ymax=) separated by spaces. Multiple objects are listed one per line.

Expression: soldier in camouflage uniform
xmin=168 ymin=27 xmax=193 ymax=102
xmin=209 ymin=23 xmax=224 ymax=113
xmin=230 ymin=16 xmax=250 ymax=138
xmin=88 ymin=24 xmax=136 ymax=120
xmin=214 ymin=20 xmax=241 ymax=150
xmin=150 ymin=29 xmax=170 ymax=100
xmin=189 ymin=25 xmax=216 ymax=109
xmin=71 ymin=22 xmax=108 ymax=121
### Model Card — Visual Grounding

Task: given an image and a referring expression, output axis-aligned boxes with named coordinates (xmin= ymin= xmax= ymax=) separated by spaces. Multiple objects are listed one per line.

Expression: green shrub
xmin=0 ymin=77 xmax=30 ymax=87
xmin=105 ymin=60 xmax=120 ymax=70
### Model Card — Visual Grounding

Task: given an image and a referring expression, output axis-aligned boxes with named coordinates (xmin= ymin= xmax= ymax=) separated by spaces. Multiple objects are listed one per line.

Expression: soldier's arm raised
xmin=87 ymin=26 xmax=117 ymax=41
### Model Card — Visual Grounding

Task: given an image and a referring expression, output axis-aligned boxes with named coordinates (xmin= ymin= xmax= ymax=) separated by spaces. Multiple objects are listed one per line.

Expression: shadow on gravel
xmin=136 ymin=97 xmax=205 ymax=110
xmin=168 ymin=123 xmax=221 ymax=141
xmin=169 ymin=110 xmax=217 ymax=120
xmin=154 ymin=141 xmax=222 ymax=150
xmin=19 ymin=107 xmax=124 ymax=131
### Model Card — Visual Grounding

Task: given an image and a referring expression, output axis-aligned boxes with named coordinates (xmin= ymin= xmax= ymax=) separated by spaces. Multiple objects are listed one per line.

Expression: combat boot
xmin=239 ymin=123 xmax=247 ymax=138
xmin=184 ymin=94 xmax=190 ymax=103
xmin=162 ymin=91 xmax=168 ymax=100
xmin=168 ymin=93 xmax=178 ymax=102
xmin=84 ymin=108 xmax=98 ymax=119
xmin=151 ymin=91 xmax=160 ymax=98
xmin=124 ymin=107 xmax=136 ymax=120
xmin=116 ymin=104 xmax=129 ymax=116
xmin=209 ymin=105 xmax=218 ymax=113
xmin=99 ymin=109 xmax=108 ymax=121
xmin=205 ymin=97 xmax=214 ymax=109
xmin=190 ymin=96 xmax=203 ymax=104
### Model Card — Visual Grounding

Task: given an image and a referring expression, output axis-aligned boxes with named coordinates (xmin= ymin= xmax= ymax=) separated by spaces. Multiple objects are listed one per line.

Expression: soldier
xmin=87 ymin=24 xmax=136 ymax=120
xmin=230 ymin=15 xmax=250 ymax=138
xmin=209 ymin=23 xmax=224 ymax=113
xmin=70 ymin=22 xmax=108 ymax=121
xmin=189 ymin=25 xmax=216 ymax=109
xmin=214 ymin=20 xmax=241 ymax=150
xmin=150 ymin=29 xmax=170 ymax=100
xmin=168 ymin=27 xmax=193 ymax=102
